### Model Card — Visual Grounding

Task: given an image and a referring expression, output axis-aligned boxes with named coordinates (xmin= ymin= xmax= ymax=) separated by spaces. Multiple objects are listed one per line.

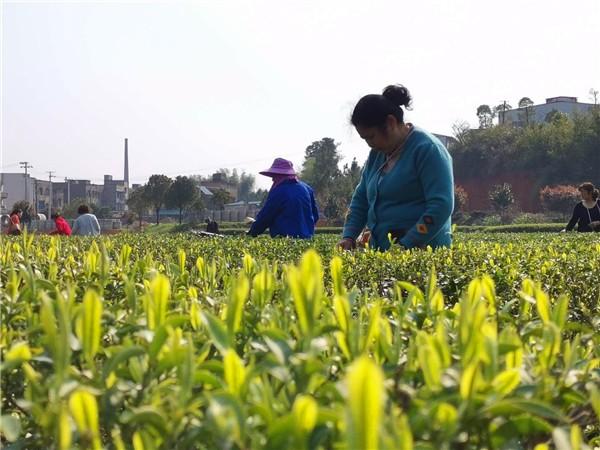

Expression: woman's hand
xmin=337 ymin=237 xmax=356 ymax=250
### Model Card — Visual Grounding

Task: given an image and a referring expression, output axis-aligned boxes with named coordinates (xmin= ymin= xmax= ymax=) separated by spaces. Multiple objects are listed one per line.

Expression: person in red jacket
xmin=49 ymin=212 xmax=72 ymax=236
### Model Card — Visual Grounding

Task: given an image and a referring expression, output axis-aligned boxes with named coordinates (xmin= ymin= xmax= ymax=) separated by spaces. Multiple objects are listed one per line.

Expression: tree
xmin=61 ymin=198 xmax=109 ymax=219
xmin=476 ymin=105 xmax=493 ymax=129
xmin=188 ymin=196 xmax=205 ymax=222
xmin=127 ymin=186 xmax=150 ymax=229
xmin=300 ymin=138 xmax=342 ymax=204
xmin=62 ymin=198 xmax=88 ymax=219
xmin=518 ymin=97 xmax=534 ymax=126
xmin=212 ymin=189 xmax=232 ymax=210
xmin=144 ymin=175 xmax=172 ymax=225
xmin=493 ymin=102 xmax=512 ymax=125
xmin=544 ymin=109 xmax=565 ymax=124
xmin=589 ymin=88 xmax=599 ymax=105
xmin=248 ymin=188 xmax=269 ymax=205
xmin=452 ymin=121 xmax=471 ymax=145
xmin=489 ymin=183 xmax=515 ymax=214
xmin=165 ymin=176 xmax=198 ymax=224
xmin=454 ymin=185 xmax=469 ymax=212
xmin=12 ymin=200 xmax=31 ymax=215
xmin=237 ymin=172 xmax=256 ymax=201
xmin=539 ymin=185 xmax=579 ymax=215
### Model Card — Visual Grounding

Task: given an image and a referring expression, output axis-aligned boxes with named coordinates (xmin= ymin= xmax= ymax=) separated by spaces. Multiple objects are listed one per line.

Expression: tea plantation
xmin=1 ymin=232 xmax=599 ymax=449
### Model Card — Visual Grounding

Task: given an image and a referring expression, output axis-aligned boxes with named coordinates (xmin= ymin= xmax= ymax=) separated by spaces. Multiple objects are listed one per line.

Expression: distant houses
xmin=0 ymin=173 xmax=127 ymax=215
xmin=498 ymin=96 xmax=596 ymax=127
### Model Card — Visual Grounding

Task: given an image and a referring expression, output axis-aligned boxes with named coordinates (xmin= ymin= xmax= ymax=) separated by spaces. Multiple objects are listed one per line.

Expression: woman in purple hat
xmin=248 ymin=158 xmax=319 ymax=239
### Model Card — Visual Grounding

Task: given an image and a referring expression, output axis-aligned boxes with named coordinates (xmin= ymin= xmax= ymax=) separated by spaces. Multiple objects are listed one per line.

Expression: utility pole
xmin=19 ymin=161 xmax=33 ymax=203
xmin=47 ymin=171 xmax=55 ymax=218
xmin=65 ymin=177 xmax=71 ymax=206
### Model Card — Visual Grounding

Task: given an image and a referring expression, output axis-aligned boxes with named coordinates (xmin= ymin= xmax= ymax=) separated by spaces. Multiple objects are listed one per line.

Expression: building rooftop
xmin=199 ymin=186 xmax=213 ymax=196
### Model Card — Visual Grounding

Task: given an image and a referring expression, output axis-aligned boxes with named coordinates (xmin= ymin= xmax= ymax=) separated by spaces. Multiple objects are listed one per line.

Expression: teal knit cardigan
xmin=342 ymin=126 xmax=454 ymax=250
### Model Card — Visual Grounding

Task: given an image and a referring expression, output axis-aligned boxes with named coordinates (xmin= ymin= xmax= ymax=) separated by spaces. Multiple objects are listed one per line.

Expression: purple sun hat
xmin=259 ymin=158 xmax=296 ymax=177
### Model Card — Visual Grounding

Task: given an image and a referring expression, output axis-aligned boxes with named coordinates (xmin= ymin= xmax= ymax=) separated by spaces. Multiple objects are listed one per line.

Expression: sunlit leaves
xmin=346 ymin=356 xmax=384 ymax=450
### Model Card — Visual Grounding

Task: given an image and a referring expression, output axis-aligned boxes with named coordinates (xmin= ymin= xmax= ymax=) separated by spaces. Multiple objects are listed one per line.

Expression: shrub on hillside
xmin=454 ymin=185 xmax=469 ymax=212
xmin=489 ymin=183 xmax=515 ymax=212
xmin=539 ymin=185 xmax=580 ymax=214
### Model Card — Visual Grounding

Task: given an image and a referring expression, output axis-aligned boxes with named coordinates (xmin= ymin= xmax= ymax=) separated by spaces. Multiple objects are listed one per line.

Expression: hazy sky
xmin=2 ymin=0 xmax=599 ymax=189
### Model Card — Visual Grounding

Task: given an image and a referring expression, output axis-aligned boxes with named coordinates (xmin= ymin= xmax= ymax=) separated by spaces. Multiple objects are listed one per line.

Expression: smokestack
xmin=124 ymin=138 xmax=129 ymax=187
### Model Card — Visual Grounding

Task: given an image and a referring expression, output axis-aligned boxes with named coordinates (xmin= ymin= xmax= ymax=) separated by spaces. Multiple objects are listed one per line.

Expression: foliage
xmin=211 ymin=189 xmax=233 ymax=210
xmin=300 ymin=138 xmax=362 ymax=224
xmin=127 ymin=186 xmax=150 ymax=228
xmin=489 ymin=183 xmax=515 ymax=213
xmin=11 ymin=200 xmax=31 ymax=215
xmin=61 ymin=198 xmax=110 ymax=220
xmin=144 ymin=175 xmax=172 ymax=225
xmin=539 ymin=185 xmax=581 ymax=215
xmin=191 ymin=169 xmax=258 ymax=203
xmin=454 ymin=185 xmax=469 ymax=212
xmin=476 ymin=104 xmax=494 ymax=129
xmin=165 ymin=176 xmax=199 ymax=224
xmin=1 ymin=233 xmax=599 ymax=449
xmin=451 ymin=109 xmax=600 ymax=184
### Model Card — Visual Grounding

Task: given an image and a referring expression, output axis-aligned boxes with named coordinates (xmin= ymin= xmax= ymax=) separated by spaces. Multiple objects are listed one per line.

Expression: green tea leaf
xmin=346 ymin=356 xmax=384 ymax=450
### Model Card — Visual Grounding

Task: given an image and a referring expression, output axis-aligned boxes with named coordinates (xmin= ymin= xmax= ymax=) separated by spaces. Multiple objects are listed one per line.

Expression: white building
xmin=0 ymin=173 xmax=35 ymax=214
xmin=499 ymin=96 xmax=597 ymax=127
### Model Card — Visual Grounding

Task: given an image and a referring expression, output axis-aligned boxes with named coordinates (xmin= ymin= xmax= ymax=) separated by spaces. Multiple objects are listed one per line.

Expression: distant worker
xmin=21 ymin=205 xmax=32 ymax=229
xmin=248 ymin=158 xmax=319 ymax=238
xmin=49 ymin=212 xmax=72 ymax=236
xmin=563 ymin=182 xmax=600 ymax=232
xmin=71 ymin=204 xmax=101 ymax=236
xmin=205 ymin=218 xmax=219 ymax=233
xmin=7 ymin=208 xmax=23 ymax=235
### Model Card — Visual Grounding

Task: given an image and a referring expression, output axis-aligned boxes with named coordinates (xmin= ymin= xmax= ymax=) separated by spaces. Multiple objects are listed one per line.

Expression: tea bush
xmin=1 ymin=232 xmax=599 ymax=449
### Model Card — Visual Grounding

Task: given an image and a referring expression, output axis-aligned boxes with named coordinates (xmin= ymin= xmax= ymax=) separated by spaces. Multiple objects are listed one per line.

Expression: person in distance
xmin=248 ymin=158 xmax=319 ymax=239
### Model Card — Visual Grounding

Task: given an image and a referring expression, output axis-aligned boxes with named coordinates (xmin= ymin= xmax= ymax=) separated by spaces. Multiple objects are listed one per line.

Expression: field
xmin=1 ymin=232 xmax=599 ymax=449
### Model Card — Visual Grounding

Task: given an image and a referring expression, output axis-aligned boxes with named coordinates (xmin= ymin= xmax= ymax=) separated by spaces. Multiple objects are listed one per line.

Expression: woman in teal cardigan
xmin=339 ymin=84 xmax=454 ymax=251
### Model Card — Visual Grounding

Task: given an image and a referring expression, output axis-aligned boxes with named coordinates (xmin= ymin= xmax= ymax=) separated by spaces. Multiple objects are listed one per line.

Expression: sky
xmin=2 ymin=0 xmax=599 ymax=190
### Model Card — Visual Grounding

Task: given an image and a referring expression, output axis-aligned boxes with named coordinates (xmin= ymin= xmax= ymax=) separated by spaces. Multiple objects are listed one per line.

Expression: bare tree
xmin=589 ymin=88 xmax=599 ymax=105
xmin=452 ymin=121 xmax=471 ymax=145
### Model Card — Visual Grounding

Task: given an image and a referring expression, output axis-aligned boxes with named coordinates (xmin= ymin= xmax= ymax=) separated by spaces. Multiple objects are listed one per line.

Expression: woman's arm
xmin=248 ymin=190 xmax=283 ymax=237
xmin=565 ymin=204 xmax=580 ymax=231
xmin=92 ymin=215 xmax=101 ymax=235
xmin=71 ymin=217 xmax=80 ymax=235
xmin=342 ymin=161 xmax=370 ymax=241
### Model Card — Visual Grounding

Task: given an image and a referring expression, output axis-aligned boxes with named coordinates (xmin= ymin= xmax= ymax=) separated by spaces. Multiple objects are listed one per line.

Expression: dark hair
xmin=351 ymin=84 xmax=412 ymax=129
xmin=78 ymin=204 xmax=90 ymax=214
xmin=578 ymin=182 xmax=599 ymax=200
xmin=51 ymin=212 xmax=61 ymax=219
xmin=10 ymin=208 xmax=22 ymax=215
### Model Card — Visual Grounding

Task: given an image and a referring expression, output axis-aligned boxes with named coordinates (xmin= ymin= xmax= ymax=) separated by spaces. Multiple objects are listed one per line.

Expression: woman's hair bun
xmin=382 ymin=84 xmax=412 ymax=108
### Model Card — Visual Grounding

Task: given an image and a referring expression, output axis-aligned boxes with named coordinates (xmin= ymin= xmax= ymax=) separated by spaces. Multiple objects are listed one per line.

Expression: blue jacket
xmin=343 ymin=126 xmax=454 ymax=250
xmin=249 ymin=180 xmax=319 ymax=238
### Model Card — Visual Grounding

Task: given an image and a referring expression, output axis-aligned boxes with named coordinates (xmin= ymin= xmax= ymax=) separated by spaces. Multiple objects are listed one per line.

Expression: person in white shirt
xmin=71 ymin=204 xmax=101 ymax=236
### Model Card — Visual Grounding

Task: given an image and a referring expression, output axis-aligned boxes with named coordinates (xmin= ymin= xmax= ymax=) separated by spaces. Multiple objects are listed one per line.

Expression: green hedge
xmin=458 ymin=223 xmax=564 ymax=233
xmin=210 ymin=224 xmax=568 ymax=236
